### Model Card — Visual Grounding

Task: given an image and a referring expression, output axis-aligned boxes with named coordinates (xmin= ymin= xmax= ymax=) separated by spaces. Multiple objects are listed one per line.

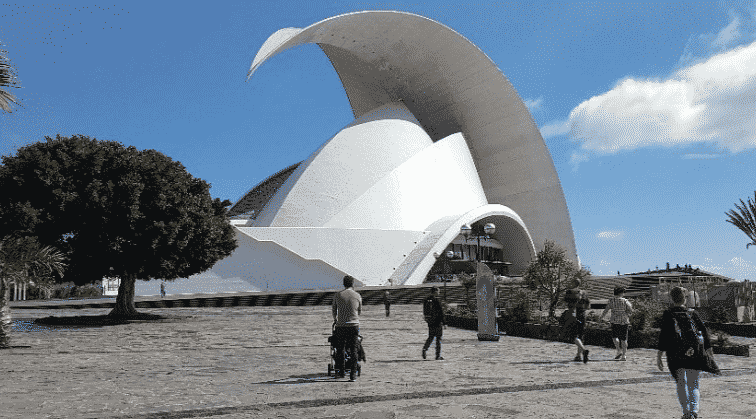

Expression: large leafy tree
xmin=523 ymin=240 xmax=591 ymax=319
xmin=0 ymin=43 xmax=20 ymax=112
xmin=0 ymin=236 xmax=66 ymax=348
xmin=726 ymin=192 xmax=756 ymax=249
xmin=0 ymin=135 xmax=238 ymax=318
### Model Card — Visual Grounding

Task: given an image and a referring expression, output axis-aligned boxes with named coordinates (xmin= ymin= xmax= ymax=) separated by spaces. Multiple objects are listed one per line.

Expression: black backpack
xmin=671 ymin=309 xmax=705 ymax=358
xmin=424 ymin=297 xmax=438 ymax=322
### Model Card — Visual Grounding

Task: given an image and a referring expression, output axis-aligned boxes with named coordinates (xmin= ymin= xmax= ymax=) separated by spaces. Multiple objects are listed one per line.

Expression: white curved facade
xmin=209 ymin=11 xmax=577 ymax=291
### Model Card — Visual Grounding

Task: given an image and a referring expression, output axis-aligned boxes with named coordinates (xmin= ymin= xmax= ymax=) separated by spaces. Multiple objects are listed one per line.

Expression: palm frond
xmin=0 ymin=45 xmax=21 ymax=112
xmin=726 ymin=191 xmax=756 ymax=249
xmin=0 ymin=89 xmax=18 ymax=112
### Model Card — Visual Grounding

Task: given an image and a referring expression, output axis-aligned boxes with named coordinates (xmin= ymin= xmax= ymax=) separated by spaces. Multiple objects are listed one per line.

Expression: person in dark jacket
xmin=657 ymin=286 xmax=712 ymax=419
xmin=384 ymin=290 xmax=392 ymax=317
xmin=422 ymin=287 xmax=445 ymax=360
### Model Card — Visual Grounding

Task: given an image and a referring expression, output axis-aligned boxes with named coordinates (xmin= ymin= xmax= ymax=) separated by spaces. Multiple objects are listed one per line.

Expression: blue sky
xmin=2 ymin=1 xmax=756 ymax=287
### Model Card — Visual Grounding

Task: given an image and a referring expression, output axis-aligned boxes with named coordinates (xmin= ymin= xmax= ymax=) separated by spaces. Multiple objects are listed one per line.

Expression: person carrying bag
xmin=657 ymin=286 xmax=720 ymax=419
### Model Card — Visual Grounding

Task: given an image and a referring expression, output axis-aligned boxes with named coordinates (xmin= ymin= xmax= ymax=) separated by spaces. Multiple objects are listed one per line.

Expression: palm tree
xmin=0 ymin=236 xmax=66 ymax=348
xmin=726 ymin=192 xmax=756 ymax=249
xmin=0 ymin=43 xmax=20 ymax=112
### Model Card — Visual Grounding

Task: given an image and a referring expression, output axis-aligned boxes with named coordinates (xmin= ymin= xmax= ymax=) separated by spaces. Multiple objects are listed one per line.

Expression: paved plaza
xmin=2 ymin=302 xmax=756 ymax=418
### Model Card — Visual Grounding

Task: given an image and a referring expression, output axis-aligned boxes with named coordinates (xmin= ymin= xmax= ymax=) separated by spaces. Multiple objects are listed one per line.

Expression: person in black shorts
xmin=600 ymin=286 xmax=633 ymax=361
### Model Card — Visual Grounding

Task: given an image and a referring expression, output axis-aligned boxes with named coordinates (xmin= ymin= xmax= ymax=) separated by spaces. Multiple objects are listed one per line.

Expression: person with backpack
xmin=657 ymin=286 xmax=715 ymax=419
xmin=600 ymin=286 xmax=633 ymax=360
xmin=422 ymin=287 xmax=445 ymax=360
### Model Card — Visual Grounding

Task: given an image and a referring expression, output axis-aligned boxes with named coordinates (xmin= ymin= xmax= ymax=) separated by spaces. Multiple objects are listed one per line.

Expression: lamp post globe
xmin=484 ymin=223 xmax=496 ymax=236
xmin=460 ymin=224 xmax=472 ymax=239
xmin=445 ymin=250 xmax=454 ymax=259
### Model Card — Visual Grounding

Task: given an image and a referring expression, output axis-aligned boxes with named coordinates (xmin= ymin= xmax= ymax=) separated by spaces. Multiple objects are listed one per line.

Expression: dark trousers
xmin=385 ymin=303 xmax=390 ymax=317
xmin=423 ymin=324 xmax=443 ymax=357
xmin=334 ymin=326 xmax=359 ymax=372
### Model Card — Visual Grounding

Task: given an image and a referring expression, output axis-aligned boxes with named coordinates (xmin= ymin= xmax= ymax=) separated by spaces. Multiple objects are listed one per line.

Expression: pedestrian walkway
xmin=2 ymin=304 xmax=756 ymax=418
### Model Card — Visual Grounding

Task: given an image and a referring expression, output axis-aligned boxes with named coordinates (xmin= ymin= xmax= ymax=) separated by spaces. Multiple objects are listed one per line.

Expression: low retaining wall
xmin=445 ymin=315 xmax=749 ymax=357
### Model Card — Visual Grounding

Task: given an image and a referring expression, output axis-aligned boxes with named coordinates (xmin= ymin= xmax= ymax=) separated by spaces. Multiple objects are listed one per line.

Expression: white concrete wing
xmin=218 ymin=11 xmax=579 ymax=290
xmin=247 ymin=10 xmax=577 ymax=261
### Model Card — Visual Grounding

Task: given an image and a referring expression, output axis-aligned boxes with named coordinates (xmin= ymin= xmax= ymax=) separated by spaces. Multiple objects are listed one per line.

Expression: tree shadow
xmin=32 ymin=313 xmax=181 ymax=328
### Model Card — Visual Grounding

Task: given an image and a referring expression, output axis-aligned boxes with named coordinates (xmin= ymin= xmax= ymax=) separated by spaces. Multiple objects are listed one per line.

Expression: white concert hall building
xmin=190 ymin=11 xmax=578 ymax=291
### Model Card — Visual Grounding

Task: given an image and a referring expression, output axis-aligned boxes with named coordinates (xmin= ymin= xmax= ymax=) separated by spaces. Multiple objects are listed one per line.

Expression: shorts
xmin=611 ymin=323 xmax=629 ymax=341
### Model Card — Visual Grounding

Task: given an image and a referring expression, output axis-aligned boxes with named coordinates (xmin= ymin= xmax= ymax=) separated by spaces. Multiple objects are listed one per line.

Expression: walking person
xmin=160 ymin=281 xmax=166 ymax=299
xmin=384 ymin=290 xmax=391 ymax=317
xmin=422 ymin=287 xmax=445 ymax=360
xmin=657 ymin=286 xmax=714 ymax=419
xmin=600 ymin=286 xmax=633 ymax=360
xmin=332 ymin=275 xmax=362 ymax=381
xmin=562 ymin=281 xmax=590 ymax=363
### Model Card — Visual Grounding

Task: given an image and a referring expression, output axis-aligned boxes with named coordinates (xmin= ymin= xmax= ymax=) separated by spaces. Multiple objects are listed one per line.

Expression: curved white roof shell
xmin=198 ymin=11 xmax=577 ymax=291
xmin=248 ymin=10 xmax=577 ymax=262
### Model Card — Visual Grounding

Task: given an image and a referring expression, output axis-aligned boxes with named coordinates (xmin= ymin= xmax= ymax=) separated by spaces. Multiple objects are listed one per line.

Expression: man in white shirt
xmin=332 ymin=275 xmax=362 ymax=381
xmin=600 ymin=286 xmax=633 ymax=361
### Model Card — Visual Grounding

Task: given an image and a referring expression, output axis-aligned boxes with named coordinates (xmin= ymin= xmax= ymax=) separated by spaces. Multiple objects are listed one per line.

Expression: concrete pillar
xmin=13 ymin=281 xmax=18 ymax=301
xmin=22 ymin=283 xmax=27 ymax=301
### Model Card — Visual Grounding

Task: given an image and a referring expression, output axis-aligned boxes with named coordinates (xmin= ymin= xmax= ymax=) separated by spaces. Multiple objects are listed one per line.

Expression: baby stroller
xmin=327 ymin=323 xmax=365 ymax=377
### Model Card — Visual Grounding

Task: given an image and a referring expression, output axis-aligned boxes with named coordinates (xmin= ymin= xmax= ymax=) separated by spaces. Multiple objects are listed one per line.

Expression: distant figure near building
xmin=160 ymin=282 xmax=166 ymax=298
xmin=384 ymin=290 xmax=392 ymax=317
xmin=600 ymin=286 xmax=633 ymax=361
xmin=332 ymin=275 xmax=363 ymax=381
xmin=422 ymin=287 xmax=445 ymax=360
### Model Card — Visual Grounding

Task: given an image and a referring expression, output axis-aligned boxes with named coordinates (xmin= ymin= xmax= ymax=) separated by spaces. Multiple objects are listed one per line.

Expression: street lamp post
xmin=460 ymin=223 xmax=496 ymax=262
xmin=460 ymin=222 xmax=499 ymax=342
xmin=433 ymin=250 xmax=455 ymax=301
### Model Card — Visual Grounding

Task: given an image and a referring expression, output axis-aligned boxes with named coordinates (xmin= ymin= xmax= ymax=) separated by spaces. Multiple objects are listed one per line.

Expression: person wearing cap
xmin=422 ymin=287 xmax=445 ymax=360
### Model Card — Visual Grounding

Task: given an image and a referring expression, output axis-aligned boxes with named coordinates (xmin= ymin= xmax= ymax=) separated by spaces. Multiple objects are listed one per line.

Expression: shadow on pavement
xmin=372 ymin=359 xmax=428 ymax=364
xmin=253 ymin=373 xmax=336 ymax=385
xmin=32 ymin=313 xmax=182 ymax=328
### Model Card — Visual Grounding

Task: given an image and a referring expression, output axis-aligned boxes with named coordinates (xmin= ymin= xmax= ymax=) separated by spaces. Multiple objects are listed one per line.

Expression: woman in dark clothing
xmin=563 ymin=281 xmax=590 ymax=363
xmin=657 ymin=286 xmax=713 ymax=419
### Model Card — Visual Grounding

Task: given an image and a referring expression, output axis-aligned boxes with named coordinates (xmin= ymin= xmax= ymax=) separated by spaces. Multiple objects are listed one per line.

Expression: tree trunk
xmin=108 ymin=274 xmax=139 ymax=318
xmin=0 ymin=279 xmax=12 ymax=348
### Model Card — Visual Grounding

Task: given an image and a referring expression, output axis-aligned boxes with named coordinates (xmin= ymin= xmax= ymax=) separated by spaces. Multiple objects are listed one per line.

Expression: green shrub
xmin=444 ymin=303 xmax=476 ymax=319
xmin=709 ymin=304 xmax=731 ymax=323
xmin=507 ymin=289 xmax=534 ymax=323
xmin=711 ymin=330 xmax=732 ymax=346
xmin=630 ymin=296 xmax=667 ymax=330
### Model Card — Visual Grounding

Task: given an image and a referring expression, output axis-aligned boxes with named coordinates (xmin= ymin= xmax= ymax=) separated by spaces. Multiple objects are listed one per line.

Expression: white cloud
xmin=567 ymin=12 xmax=756 ymax=158
xmin=713 ymin=13 xmax=742 ymax=50
xmin=596 ymin=230 xmax=624 ymax=240
xmin=693 ymin=256 xmax=756 ymax=280
xmin=524 ymin=97 xmax=543 ymax=112
xmin=682 ymin=153 xmax=721 ymax=159
xmin=728 ymin=256 xmax=756 ymax=280
xmin=540 ymin=118 xmax=570 ymax=138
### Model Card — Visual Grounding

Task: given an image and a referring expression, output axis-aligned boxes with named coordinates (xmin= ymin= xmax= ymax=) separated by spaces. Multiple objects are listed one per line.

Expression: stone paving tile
xmin=1 ymin=304 xmax=755 ymax=419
